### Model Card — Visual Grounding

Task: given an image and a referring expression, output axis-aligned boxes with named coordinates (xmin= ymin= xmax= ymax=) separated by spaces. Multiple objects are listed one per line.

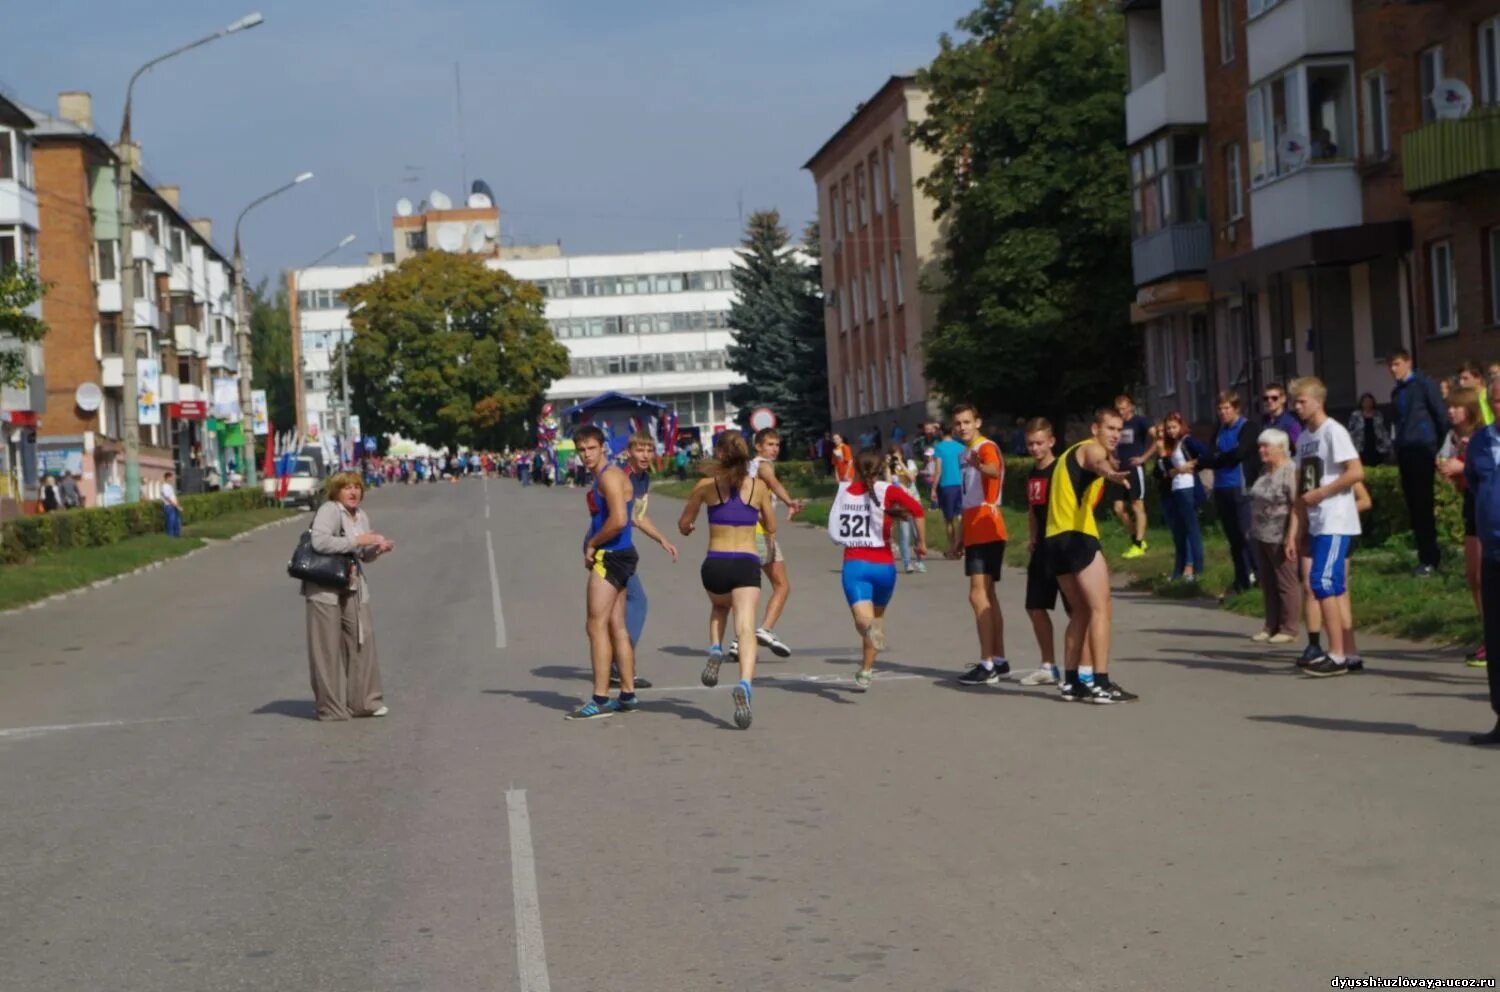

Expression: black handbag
xmin=287 ymin=515 xmax=357 ymax=589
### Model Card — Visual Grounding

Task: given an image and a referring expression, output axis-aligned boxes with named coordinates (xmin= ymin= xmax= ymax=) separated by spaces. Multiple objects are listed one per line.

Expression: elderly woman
xmin=303 ymin=472 xmax=394 ymax=720
xmin=1247 ymin=428 xmax=1299 ymax=643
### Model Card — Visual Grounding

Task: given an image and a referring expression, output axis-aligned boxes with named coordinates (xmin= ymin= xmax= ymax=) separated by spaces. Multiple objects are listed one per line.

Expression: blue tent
xmin=560 ymin=392 xmax=669 ymax=455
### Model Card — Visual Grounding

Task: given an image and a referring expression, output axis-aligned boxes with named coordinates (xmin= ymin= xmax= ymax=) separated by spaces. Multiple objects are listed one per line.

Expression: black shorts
xmin=1107 ymin=466 xmax=1146 ymax=504
xmin=1043 ymin=532 xmax=1102 ymax=578
xmin=964 ymin=540 xmax=1005 ymax=579
xmin=1025 ymin=552 xmax=1072 ymax=613
xmin=590 ymin=548 xmax=639 ymax=590
xmin=701 ymin=556 xmax=762 ymax=595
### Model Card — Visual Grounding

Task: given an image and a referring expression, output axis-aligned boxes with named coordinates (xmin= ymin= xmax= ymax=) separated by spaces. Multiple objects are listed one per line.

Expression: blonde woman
xmin=303 ymin=472 xmax=394 ymax=720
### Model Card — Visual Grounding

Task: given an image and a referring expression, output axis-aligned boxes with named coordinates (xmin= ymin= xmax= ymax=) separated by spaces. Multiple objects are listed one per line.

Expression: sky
xmin=4 ymin=0 xmax=977 ymax=285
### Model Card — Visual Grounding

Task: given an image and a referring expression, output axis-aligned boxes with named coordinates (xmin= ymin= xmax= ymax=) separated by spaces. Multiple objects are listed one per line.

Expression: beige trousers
xmin=305 ymin=596 xmax=384 ymax=720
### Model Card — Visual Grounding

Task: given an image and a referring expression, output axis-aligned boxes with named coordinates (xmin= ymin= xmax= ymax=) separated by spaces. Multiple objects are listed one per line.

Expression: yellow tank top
xmin=1044 ymin=441 xmax=1104 ymax=540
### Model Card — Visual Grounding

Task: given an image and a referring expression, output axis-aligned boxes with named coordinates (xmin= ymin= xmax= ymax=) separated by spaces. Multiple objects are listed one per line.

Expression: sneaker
xmin=732 ymin=682 xmax=753 ymax=729
xmin=1465 ymin=645 xmax=1486 ymax=666
xmin=1468 ymin=726 xmax=1500 ymax=746
xmin=1059 ymin=680 xmax=1111 ymax=704
xmin=857 ymin=621 xmax=888 ymax=653
xmin=1413 ymin=564 xmax=1437 ymax=578
xmin=905 ymin=563 xmax=917 ymax=574
xmin=756 ymin=627 xmax=792 ymax=658
xmin=957 ymin=663 xmax=1000 ymax=686
xmin=1304 ymin=656 xmax=1349 ymax=678
xmin=1268 ymin=633 xmax=1296 ymax=645
xmin=1250 ymin=630 xmax=1272 ymax=643
xmin=608 ymin=668 xmax=653 ymax=689
xmin=992 ymin=660 xmax=1012 ymax=680
xmin=915 ymin=561 xmax=928 ymax=573
xmin=616 ymin=694 xmax=640 ymax=713
xmin=1095 ymin=680 xmax=1139 ymax=703
xmin=853 ymin=669 xmax=874 ymax=692
xmin=565 ymin=698 xmax=618 ymax=720
xmin=367 ymin=705 xmax=389 ymax=718
xmin=1121 ymin=544 xmax=1146 ymax=560
xmin=1346 ymin=657 xmax=1364 ymax=673
xmin=702 ymin=648 xmax=725 ymax=688
xmin=1296 ymin=643 xmax=1323 ymax=668
xmin=1468 ymin=656 xmax=1488 ymax=669
xmin=1020 ymin=666 xmax=1058 ymax=686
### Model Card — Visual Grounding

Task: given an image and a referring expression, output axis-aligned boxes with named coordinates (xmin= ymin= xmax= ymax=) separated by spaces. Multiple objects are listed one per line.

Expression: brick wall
xmin=1203 ymin=0 xmax=1253 ymax=261
xmin=33 ymin=142 xmax=100 ymax=441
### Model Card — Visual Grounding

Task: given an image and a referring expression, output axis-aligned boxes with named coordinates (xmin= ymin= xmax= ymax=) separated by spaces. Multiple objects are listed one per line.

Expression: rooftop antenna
xmin=455 ymin=61 xmax=468 ymax=195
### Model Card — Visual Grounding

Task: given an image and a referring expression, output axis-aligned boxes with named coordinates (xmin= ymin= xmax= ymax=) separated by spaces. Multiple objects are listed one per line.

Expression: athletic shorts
xmin=1025 ymin=552 xmax=1071 ymax=613
xmin=1107 ymin=466 xmax=1146 ymax=504
xmin=937 ymin=485 xmax=963 ymax=521
xmin=1043 ymin=532 xmax=1102 ymax=578
xmin=964 ymin=540 xmax=1005 ymax=579
xmin=591 ymin=548 xmax=639 ymax=591
xmin=701 ymin=555 xmax=762 ymax=595
xmin=841 ymin=559 xmax=897 ymax=608
xmin=1308 ymin=534 xmax=1352 ymax=600
xmin=754 ymin=526 xmax=787 ymax=565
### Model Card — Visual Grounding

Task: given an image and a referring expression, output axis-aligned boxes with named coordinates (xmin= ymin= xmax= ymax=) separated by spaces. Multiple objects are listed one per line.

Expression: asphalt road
xmin=1 ymin=477 xmax=1496 ymax=991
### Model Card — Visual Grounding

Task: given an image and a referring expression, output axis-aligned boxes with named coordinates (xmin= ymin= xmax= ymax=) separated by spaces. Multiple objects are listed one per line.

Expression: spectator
xmin=1148 ymin=412 xmax=1206 ymax=582
xmin=39 ymin=475 xmax=62 ymax=513
xmin=930 ymin=424 xmax=966 ymax=552
xmin=1388 ymin=349 xmax=1448 ymax=575
xmin=890 ymin=421 xmax=906 ymax=451
xmin=1463 ymin=377 xmax=1500 ymax=745
xmin=59 ymin=471 xmax=83 ymax=509
xmin=1347 ymin=393 xmax=1392 ymax=466
xmin=1248 ymin=428 xmax=1299 ymax=643
xmin=1114 ymin=393 xmax=1154 ymax=558
xmin=1257 ymin=382 xmax=1302 ymax=478
xmin=1206 ymin=391 xmax=1256 ymax=595
xmin=160 ymin=471 xmax=182 ymax=537
xmin=1457 ymin=361 xmax=1495 ymax=425
xmin=831 ymin=433 xmax=854 ymax=483
xmin=1439 ymin=387 xmax=1486 ymax=667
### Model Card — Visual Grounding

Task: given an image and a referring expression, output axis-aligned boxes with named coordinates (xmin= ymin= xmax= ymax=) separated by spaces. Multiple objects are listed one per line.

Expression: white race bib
xmin=827 ymin=482 xmax=889 ymax=549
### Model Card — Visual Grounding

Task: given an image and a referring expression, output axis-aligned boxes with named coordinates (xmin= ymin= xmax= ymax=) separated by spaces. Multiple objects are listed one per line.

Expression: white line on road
xmin=640 ymin=673 xmax=927 ymax=692
xmin=484 ymin=476 xmax=490 ymax=518
xmin=505 ymin=789 xmax=552 ymax=992
xmin=486 ymin=530 xmax=508 ymax=649
xmin=0 ymin=717 xmax=182 ymax=740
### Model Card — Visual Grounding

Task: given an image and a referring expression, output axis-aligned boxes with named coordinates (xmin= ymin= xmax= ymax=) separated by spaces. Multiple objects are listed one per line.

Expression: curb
xmin=0 ymin=513 xmax=302 ymax=618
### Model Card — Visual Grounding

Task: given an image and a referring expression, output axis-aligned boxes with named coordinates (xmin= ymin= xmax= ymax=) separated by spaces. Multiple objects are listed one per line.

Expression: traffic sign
xmin=749 ymin=407 xmax=777 ymax=431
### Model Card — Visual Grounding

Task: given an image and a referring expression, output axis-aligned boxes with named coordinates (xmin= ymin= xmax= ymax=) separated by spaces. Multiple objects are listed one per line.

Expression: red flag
xmin=260 ymin=420 xmax=276 ymax=483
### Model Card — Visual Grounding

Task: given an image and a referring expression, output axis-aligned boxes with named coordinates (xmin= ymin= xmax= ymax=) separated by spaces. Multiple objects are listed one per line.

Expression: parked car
xmin=261 ymin=456 xmax=324 ymax=509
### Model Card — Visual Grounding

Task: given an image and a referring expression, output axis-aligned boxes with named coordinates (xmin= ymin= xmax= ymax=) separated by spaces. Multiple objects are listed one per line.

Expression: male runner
xmin=1113 ymin=394 xmax=1152 ymax=558
xmin=931 ymin=424 xmax=966 ymax=555
xmin=951 ymin=404 xmax=1011 ymax=686
xmin=742 ymin=428 xmax=805 ymax=657
xmin=1019 ymin=418 xmax=1067 ymax=687
xmin=1287 ymin=377 xmax=1365 ymax=677
xmin=567 ymin=426 xmax=638 ymax=720
xmin=609 ymin=433 xmax=679 ymax=690
xmin=1045 ymin=408 xmax=1138 ymax=703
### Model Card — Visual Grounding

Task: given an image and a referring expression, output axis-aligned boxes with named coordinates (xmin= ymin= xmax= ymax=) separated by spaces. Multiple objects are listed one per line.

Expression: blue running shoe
xmin=616 ymin=694 xmax=640 ymax=713
xmin=565 ymin=698 xmax=619 ymax=721
xmin=702 ymin=646 xmax=725 ymax=688
xmin=732 ymin=680 xmax=753 ymax=729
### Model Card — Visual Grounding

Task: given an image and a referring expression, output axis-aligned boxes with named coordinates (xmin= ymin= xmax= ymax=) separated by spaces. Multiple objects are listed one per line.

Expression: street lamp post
xmin=232 ymin=171 xmax=314 ymax=487
xmin=117 ymin=11 xmax=264 ymax=503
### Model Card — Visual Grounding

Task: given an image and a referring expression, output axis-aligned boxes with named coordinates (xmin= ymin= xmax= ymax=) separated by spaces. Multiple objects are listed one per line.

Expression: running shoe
xmin=905 ymin=563 xmax=917 ymax=574
xmin=858 ymin=621 xmax=888 ymax=652
xmin=853 ymin=669 xmax=874 ymax=692
xmin=957 ymin=663 xmax=1000 ymax=686
xmin=914 ymin=561 xmax=928 ymax=574
xmin=732 ymin=681 xmax=753 ymax=729
xmin=1250 ymin=629 xmax=1272 ymax=643
xmin=702 ymin=647 xmax=725 ymax=688
xmin=756 ymin=627 xmax=792 ymax=658
xmin=1304 ymin=656 xmax=1349 ymax=678
xmin=565 ymin=698 xmax=619 ymax=720
xmin=1121 ymin=544 xmax=1146 ymax=560
xmin=1268 ymin=633 xmax=1296 ymax=644
xmin=615 ymin=694 xmax=640 ymax=713
xmin=1059 ymin=680 xmax=1110 ymax=703
xmin=608 ymin=668 xmax=653 ymax=689
xmin=992 ymin=660 xmax=1012 ymax=680
xmin=1468 ymin=657 xmax=1488 ymax=669
xmin=1296 ymin=643 xmax=1323 ymax=668
xmin=1019 ymin=666 xmax=1058 ymax=686
xmin=1095 ymin=680 xmax=1139 ymax=703
xmin=1466 ymin=645 xmax=1487 ymax=667
xmin=1346 ymin=657 xmax=1364 ymax=673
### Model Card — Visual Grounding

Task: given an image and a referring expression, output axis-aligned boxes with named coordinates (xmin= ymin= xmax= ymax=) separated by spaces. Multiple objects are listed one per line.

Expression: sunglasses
xmin=1262 ymin=394 xmax=1282 ymax=402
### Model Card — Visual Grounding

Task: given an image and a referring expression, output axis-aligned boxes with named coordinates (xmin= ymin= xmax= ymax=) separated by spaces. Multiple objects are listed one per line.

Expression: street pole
xmin=116 ymin=12 xmax=264 ymax=503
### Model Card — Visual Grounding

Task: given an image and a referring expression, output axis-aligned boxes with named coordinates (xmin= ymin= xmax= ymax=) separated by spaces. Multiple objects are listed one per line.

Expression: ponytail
xmin=710 ymin=430 xmax=752 ymax=490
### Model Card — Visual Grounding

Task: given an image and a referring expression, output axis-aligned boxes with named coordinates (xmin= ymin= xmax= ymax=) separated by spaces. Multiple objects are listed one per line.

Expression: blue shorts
xmin=841 ymin=559 xmax=898 ymax=608
xmin=937 ymin=485 xmax=963 ymax=521
xmin=1309 ymin=534 xmax=1351 ymax=600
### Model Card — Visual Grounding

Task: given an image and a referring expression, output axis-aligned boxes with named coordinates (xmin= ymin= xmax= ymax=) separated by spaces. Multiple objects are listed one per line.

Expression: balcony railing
xmin=1403 ymin=107 xmax=1500 ymax=198
xmin=1131 ymin=222 xmax=1211 ymax=286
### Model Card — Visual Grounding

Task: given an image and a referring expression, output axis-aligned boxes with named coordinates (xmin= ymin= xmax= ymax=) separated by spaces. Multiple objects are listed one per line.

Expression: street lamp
xmin=117 ymin=11 xmax=264 ymax=503
xmin=231 ymin=170 xmax=314 ymax=487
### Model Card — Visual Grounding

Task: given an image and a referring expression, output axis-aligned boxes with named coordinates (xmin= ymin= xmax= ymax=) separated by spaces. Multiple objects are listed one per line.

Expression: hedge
xmin=0 ymin=488 xmax=271 ymax=565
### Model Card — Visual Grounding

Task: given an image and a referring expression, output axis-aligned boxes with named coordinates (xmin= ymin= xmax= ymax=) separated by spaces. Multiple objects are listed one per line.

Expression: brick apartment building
xmin=1127 ymin=0 xmax=1500 ymax=427
xmin=804 ymin=76 xmax=946 ymax=441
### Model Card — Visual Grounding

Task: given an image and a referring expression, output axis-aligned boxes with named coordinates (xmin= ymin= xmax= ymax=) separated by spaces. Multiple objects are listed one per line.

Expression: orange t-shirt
xmin=960 ymin=436 xmax=1007 ymax=545
xmin=833 ymin=443 xmax=854 ymax=482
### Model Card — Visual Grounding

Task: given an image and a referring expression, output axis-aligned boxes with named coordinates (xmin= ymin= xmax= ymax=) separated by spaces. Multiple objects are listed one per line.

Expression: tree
xmin=248 ymin=278 xmax=295 ymax=432
xmin=910 ymin=0 xmax=1138 ymax=431
xmin=342 ymin=252 xmax=569 ymax=451
xmin=726 ymin=210 xmax=830 ymax=448
xmin=0 ymin=263 xmax=49 ymax=389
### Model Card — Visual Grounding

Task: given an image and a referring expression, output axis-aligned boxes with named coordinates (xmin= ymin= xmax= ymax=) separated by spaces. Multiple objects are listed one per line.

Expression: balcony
xmin=1403 ymin=108 xmax=1500 ymax=199
xmin=97 ymin=279 xmax=122 ymax=313
xmin=1131 ymin=222 xmax=1212 ymax=286
xmin=133 ymin=297 xmax=160 ymax=331
xmin=1123 ymin=0 xmax=1206 ymax=145
xmin=1247 ymin=0 xmax=1353 ymax=84
xmin=0 ymin=180 xmax=39 ymax=229
xmin=101 ymin=356 xmax=123 ymax=388
xmin=1250 ymin=164 xmax=1362 ymax=248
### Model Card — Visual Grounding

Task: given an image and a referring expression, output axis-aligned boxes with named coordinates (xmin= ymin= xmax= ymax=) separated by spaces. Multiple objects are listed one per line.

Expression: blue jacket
xmin=1209 ymin=417 xmax=1253 ymax=491
xmin=1466 ymin=425 xmax=1500 ymax=560
xmin=1391 ymin=371 xmax=1447 ymax=452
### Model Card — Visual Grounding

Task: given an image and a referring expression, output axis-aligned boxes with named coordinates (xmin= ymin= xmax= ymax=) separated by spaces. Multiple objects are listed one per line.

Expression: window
xmin=1150 ymin=321 xmax=1176 ymax=396
xmin=884 ymin=356 xmax=894 ymax=411
xmin=855 ymin=372 xmax=865 ymax=415
xmin=1247 ymin=0 xmax=1280 ymax=17
xmin=1226 ymin=143 xmax=1244 ymax=220
xmin=1429 ymin=240 xmax=1457 ymax=335
xmin=1481 ymin=17 xmax=1500 ymax=106
xmin=0 ymin=229 xmax=17 ymax=271
xmin=1131 ymin=133 xmax=1205 ymax=237
xmin=844 ymin=372 xmax=853 ymax=416
xmin=1247 ymin=61 xmax=1354 ymax=185
xmin=0 ymin=130 xmax=13 ymax=182
xmin=132 ymin=259 xmax=150 ymax=298
xmin=886 ymin=146 xmax=899 ymax=204
xmin=96 ymin=239 xmax=118 ymax=281
xmin=850 ymin=279 xmax=860 ymax=325
xmin=892 ymin=251 xmax=905 ymax=306
xmin=100 ymin=314 xmax=121 ymax=355
xmin=900 ymin=352 xmax=911 ymax=404
xmin=863 ymin=271 xmax=873 ymax=321
xmin=841 ymin=282 xmax=851 ymax=329
xmin=869 ymin=363 xmax=880 ymax=411
xmin=1489 ymin=227 xmax=1500 ymax=325
xmin=1218 ymin=0 xmax=1235 ymax=63
xmin=1420 ymin=46 xmax=1444 ymax=123
xmin=871 ymin=154 xmax=884 ymax=215
xmin=829 ymin=185 xmax=840 ymax=239
xmin=878 ymin=260 xmax=889 ymax=308
xmin=842 ymin=179 xmax=853 ymax=234
xmin=855 ymin=166 xmax=868 ymax=226
xmin=1362 ymin=71 xmax=1389 ymax=159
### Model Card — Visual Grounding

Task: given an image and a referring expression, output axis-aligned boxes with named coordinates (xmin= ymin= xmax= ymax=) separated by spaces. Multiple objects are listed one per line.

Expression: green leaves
xmin=0 ymin=263 xmax=50 ymax=389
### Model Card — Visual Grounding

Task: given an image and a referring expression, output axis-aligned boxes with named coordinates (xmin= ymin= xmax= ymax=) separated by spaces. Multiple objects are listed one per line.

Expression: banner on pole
xmin=137 ymin=359 xmax=160 ymax=426
xmin=212 ymin=377 xmax=241 ymax=421
xmin=250 ymin=390 xmax=269 ymax=435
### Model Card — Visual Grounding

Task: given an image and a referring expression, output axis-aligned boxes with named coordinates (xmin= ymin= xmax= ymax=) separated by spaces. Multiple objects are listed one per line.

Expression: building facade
xmin=804 ymin=75 xmax=945 ymax=441
xmin=0 ymin=93 xmax=42 ymax=516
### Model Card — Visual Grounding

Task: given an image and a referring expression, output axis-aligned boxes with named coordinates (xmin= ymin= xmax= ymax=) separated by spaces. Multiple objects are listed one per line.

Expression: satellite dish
xmin=472 ymin=179 xmax=496 ymax=203
xmin=1278 ymin=133 xmax=1309 ymax=170
xmin=75 ymin=382 xmax=103 ymax=412
xmin=467 ymin=192 xmax=492 ymax=209
xmin=429 ymin=189 xmax=453 ymax=211
xmin=436 ymin=223 xmax=465 ymax=252
xmin=467 ymin=223 xmax=489 ymax=252
xmin=1433 ymin=78 xmax=1474 ymax=120
xmin=395 ymin=197 xmax=414 ymax=217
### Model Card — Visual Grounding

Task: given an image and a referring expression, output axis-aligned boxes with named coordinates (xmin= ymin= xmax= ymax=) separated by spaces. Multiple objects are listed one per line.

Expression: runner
xmin=741 ymin=428 xmax=806 ymax=659
xmin=1287 ymin=377 xmax=1365 ymax=678
xmin=678 ymin=431 xmax=777 ymax=729
xmin=1113 ymin=394 xmax=1153 ymax=558
xmin=831 ymin=433 xmax=855 ymax=483
xmin=1044 ymin=408 xmax=1138 ymax=703
xmin=828 ymin=448 xmax=927 ymax=691
xmin=931 ymin=425 xmax=966 ymax=556
xmin=1018 ymin=419 xmax=1073 ymax=687
xmin=609 ymin=433 xmax=679 ymax=690
xmin=950 ymin=404 xmax=1011 ymax=686
xmin=566 ymin=426 xmax=638 ymax=720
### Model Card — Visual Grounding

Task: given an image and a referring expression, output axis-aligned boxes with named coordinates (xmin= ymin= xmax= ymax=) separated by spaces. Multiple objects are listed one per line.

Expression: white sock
xmin=979 ymin=658 xmax=994 ymax=670
xmin=1328 ymin=654 xmax=1347 ymax=664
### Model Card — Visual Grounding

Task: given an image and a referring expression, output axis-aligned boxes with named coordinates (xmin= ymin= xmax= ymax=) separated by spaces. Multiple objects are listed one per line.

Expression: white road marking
xmin=486 ymin=530 xmax=508 ymax=649
xmin=0 ymin=717 xmax=182 ymax=740
xmin=484 ymin=477 xmax=491 ymax=518
xmin=640 ymin=673 xmax=926 ymax=692
xmin=505 ymin=789 xmax=552 ymax=992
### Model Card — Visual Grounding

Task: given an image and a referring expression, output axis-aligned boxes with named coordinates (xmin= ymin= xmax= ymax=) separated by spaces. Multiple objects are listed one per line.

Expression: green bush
xmin=0 ymin=489 xmax=271 ymax=565
xmin=1362 ymin=464 xmax=1464 ymax=548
